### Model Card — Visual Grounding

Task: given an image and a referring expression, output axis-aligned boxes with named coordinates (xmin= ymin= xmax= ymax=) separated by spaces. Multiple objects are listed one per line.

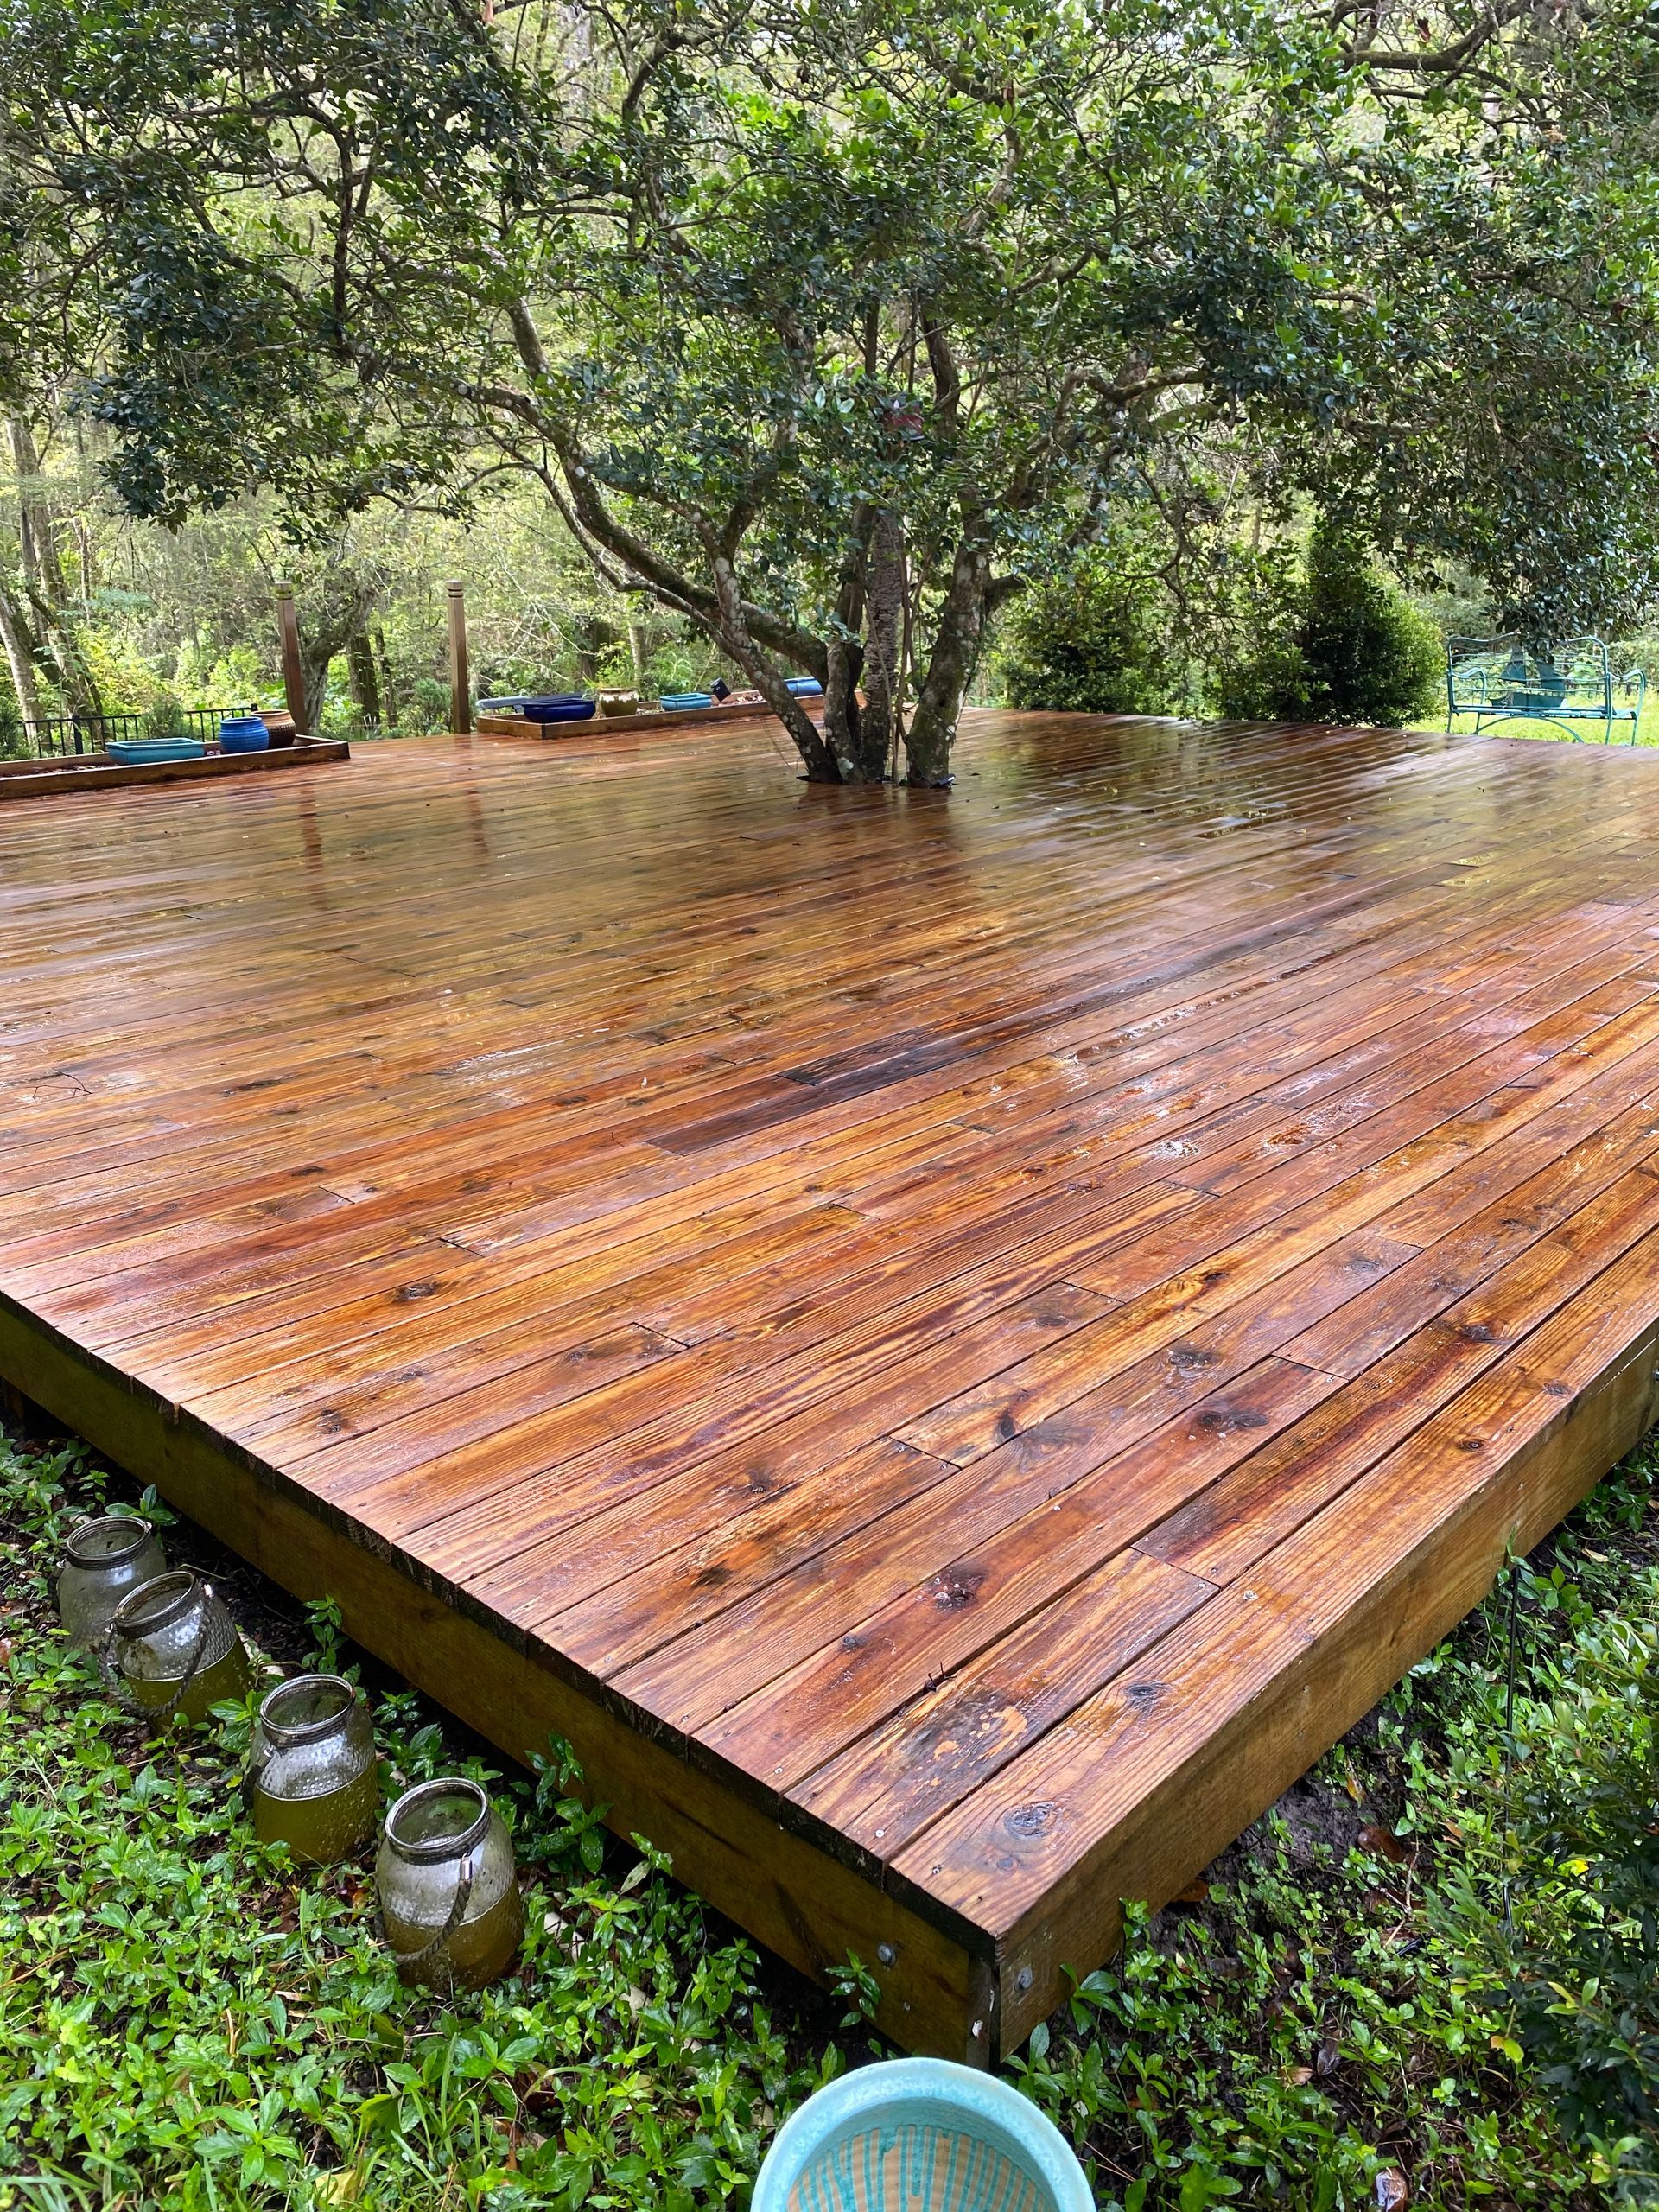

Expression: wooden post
xmin=274 ymin=582 xmax=308 ymax=734
xmin=447 ymin=580 xmax=473 ymax=734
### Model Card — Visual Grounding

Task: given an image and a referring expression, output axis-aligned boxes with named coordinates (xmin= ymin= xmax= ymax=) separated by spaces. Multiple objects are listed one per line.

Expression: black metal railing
xmin=17 ymin=705 xmax=264 ymax=759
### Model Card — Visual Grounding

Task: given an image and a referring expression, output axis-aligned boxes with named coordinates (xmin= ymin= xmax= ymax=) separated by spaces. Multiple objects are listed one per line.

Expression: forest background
xmin=9 ymin=0 xmax=1659 ymax=766
xmin=5 ymin=434 xmax=1654 ymax=752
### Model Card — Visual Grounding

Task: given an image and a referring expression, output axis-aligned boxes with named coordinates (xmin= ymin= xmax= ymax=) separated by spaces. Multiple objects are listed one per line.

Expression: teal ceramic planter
xmin=108 ymin=739 xmax=207 ymax=764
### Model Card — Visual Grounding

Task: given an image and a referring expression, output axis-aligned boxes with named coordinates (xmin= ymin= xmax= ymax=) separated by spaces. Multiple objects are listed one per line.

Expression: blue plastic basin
xmin=785 ymin=676 xmax=824 ymax=698
xmin=661 ymin=693 xmax=714 ymax=711
xmin=753 ymin=2059 xmax=1091 ymax=2212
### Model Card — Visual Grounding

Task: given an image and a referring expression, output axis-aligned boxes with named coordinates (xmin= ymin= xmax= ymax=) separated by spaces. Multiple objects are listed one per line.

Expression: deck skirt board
xmin=3 ymin=710 xmax=1657 ymax=2062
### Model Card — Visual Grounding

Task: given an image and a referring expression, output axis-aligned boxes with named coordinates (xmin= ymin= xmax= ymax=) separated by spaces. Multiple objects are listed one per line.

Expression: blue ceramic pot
xmin=219 ymin=716 xmax=270 ymax=753
xmin=785 ymin=676 xmax=823 ymax=698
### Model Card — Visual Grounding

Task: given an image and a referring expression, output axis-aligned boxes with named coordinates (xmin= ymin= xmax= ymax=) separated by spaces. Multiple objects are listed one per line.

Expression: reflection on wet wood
xmin=3 ymin=709 xmax=1658 ymax=2058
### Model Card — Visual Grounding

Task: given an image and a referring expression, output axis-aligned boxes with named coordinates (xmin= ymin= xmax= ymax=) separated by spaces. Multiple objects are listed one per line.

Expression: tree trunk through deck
xmin=853 ymin=512 xmax=905 ymax=781
xmin=760 ymin=666 xmax=844 ymax=783
xmin=906 ymin=539 xmax=991 ymax=785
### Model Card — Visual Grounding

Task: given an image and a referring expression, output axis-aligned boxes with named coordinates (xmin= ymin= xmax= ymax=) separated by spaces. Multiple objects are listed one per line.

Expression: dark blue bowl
xmin=519 ymin=696 xmax=596 ymax=723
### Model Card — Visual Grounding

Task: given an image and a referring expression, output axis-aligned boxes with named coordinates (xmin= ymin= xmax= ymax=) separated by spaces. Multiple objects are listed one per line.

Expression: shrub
xmin=1299 ymin=526 xmax=1445 ymax=725
xmin=1504 ymin=1607 xmax=1659 ymax=2196
xmin=405 ymin=674 xmax=451 ymax=733
xmin=142 ymin=693 xmax=191 ymax=741
xmin=1002 ymin=543 xmax=1192 ymax=716
xmin=1428 ymin=1587 xmax=1659 ymax=2202
xmin=1410 ymin=1454 xmax=1659 ymax=2208
xmin=1220 ymin=524 xmax=1443 ymax=728
xmin=317 ymin=690 xmax=366 ymax=740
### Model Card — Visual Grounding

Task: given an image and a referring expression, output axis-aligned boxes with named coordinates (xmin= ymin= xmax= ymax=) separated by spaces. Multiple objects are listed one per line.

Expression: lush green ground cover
xmin=0 ymin=1427 xmax=1656 ymax=2211
xmin=1429 ymin=702 xmax=1659 ymax=748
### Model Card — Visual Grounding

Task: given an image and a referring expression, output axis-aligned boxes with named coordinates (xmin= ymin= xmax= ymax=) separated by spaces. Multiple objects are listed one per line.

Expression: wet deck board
xmin=3 ymin=706 xmax=1658 ymax=2059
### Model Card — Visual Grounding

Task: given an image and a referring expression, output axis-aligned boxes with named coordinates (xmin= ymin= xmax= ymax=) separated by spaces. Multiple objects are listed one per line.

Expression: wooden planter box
xmin=474 ymin=697 xmax=819 ymax=741
xmin=0 ymin=735 xmax=349 ymax=801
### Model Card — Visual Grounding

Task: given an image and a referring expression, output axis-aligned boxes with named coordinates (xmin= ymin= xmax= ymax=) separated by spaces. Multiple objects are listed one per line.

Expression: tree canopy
xmin=5 ymin=0 xmax=1659 ymax=780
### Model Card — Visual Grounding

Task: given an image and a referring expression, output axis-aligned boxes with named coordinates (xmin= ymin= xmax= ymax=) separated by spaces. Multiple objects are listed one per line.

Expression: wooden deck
xmin=4 ymin=707 xmax=1659 ymax=2061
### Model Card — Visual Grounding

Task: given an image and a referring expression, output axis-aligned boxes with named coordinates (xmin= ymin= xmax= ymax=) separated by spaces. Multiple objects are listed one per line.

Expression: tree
xmin=0 ymin=125 xmax=111 ymax=726
xmin=0 ymin=403 xmax=111 ymax=727
xmin=283 ymin=553 xmax=382 ymax=734
xmin=7 ymin=415 xmax=104 ymax=716
xmin=6 ymin=0 xmax=1658 ymax=785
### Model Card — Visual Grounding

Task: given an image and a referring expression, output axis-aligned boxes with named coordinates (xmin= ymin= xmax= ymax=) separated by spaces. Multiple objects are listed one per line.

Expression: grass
xmin=1425 ymin=700 xmax=1659 ymax=748
xmin=1 ymin=1422 xmax=1656 ymax=2210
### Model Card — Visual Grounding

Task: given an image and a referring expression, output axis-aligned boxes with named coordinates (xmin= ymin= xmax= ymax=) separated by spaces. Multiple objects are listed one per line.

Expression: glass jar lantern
xmin=55 ymin=1515 xmax=168 ymax=1647
xmin=109 ymin=1569 xmax=251 ymax=1722
xmin=249 ymin=1674 xmax=379 ymax=1865
xmin=376 ymin=1778 xmax=523 ymax=1993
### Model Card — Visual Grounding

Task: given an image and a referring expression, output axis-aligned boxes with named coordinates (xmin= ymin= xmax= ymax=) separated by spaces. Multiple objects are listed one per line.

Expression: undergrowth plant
xmin=0 ymin=1428 xmax=1656 ymax=2209
xmin=0 ymin=1442 xmax=830 ymax=2211
xmin=1011 ymin=1450 xmax=1659 ymax=2211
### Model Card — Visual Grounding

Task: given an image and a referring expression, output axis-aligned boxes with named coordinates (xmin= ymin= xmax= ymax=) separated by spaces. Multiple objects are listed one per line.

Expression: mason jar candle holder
xmin=108 ymin=1569 xmax=251 ymax=1723
xmin=376 ymin=1777 xmax=523 ymax=1993
xmin=249 ymin=1674 xmax=379 ymax=1865
xmin=55 ymin=1515 xmax=168 ymax=1648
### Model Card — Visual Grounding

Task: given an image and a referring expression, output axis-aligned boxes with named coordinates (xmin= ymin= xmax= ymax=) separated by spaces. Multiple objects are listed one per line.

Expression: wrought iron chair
xmin=1446 ymin=635 xmax=1646 ymax=746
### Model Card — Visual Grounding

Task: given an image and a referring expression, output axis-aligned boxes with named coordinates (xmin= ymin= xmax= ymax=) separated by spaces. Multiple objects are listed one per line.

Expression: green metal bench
xmin=1446 ymin=634 xmax=1646 ymax=746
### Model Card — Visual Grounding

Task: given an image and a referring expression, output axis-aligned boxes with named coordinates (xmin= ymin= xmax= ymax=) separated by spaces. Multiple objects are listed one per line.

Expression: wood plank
xmin=891 ymin=1221 xmax=1659 ymax=2044
xmin=2 ymin=707 xmax=1657 ymax=2068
